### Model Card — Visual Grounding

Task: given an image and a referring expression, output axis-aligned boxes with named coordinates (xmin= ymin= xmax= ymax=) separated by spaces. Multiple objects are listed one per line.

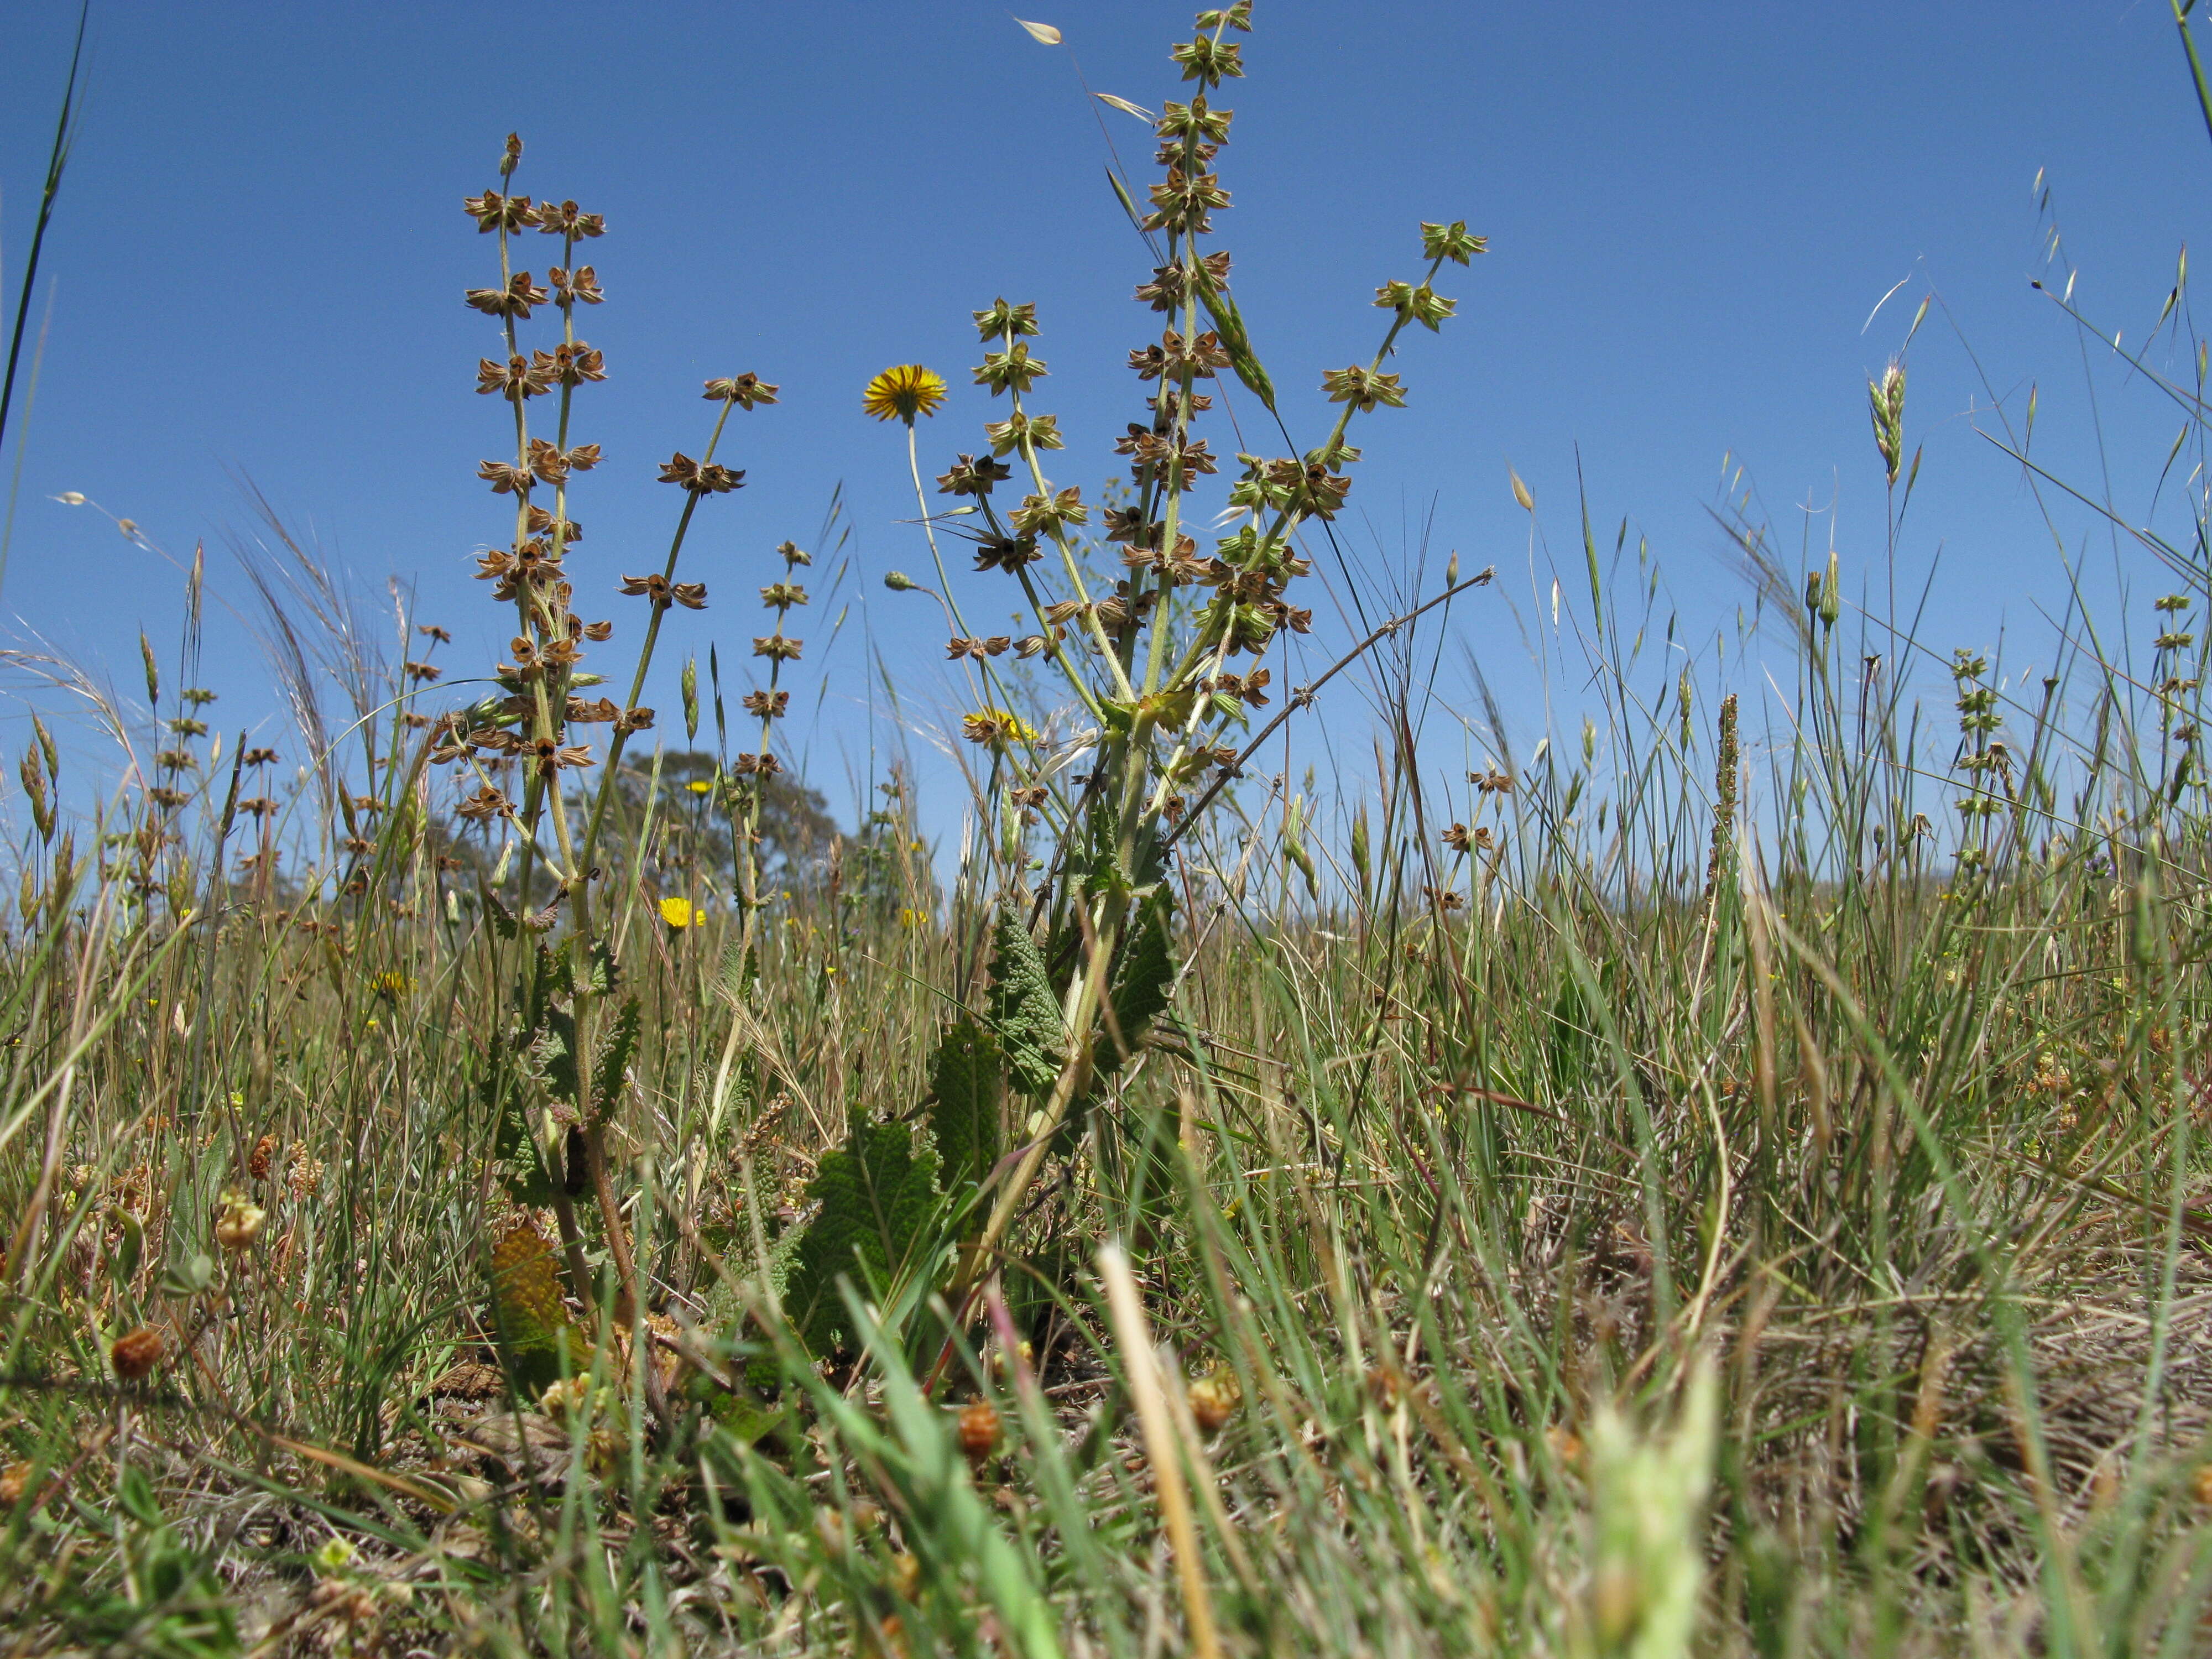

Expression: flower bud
xmin=884 ymin=571 xmax=917 ymax=592
xmin=957 ymin=1399 xmax=1000 ymax=1462
xmin=1188 ymin=1368 xmax=1240 ymax=1433
xmin=540 ymin=1375 xmax=594 ymax=1420
xmin=215 ymin=1189 xmax=265 ymax=1252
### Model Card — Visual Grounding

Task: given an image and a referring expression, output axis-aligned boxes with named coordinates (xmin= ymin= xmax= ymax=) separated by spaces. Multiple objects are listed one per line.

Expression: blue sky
xmin=1 ymin=1 xmax=2206 ymax=842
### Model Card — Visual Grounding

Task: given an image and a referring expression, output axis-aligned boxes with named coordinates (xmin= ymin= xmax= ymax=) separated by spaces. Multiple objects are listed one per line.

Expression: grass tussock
xmin=7 ymin=4 xmax=2212 ymax=1655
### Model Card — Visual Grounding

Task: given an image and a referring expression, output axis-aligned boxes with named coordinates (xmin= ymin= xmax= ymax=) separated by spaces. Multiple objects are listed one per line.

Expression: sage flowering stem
xmin=576 ymin=400 xmax=734 ymax=903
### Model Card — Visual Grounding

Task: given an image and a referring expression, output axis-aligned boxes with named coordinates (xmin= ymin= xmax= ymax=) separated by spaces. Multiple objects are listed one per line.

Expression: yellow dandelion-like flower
xmin=863 ymin=364 xmax=948 ymax=425
xmin=685 ymin=779 xmax=712 ymax=795
xmin=659 ymin=896 xmax=700 ymax=928
xmin=371 ymin=971 xmax=415 ymax=1002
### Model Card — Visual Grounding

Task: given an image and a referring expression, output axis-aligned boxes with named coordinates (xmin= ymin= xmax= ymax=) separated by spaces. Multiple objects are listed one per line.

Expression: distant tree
xmin=609 ymin=750 xmax=839 ymax=902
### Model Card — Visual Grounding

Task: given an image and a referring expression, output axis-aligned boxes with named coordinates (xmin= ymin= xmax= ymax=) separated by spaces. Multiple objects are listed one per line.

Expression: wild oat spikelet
xmin=1869 ymin=358 xmax=1907 ymax=487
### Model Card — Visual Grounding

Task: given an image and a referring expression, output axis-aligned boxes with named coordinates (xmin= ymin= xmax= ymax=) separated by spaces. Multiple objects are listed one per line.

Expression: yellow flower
xmin=961 ymin=708 xmax=1040 ymax=750
xmin=371 ymin=971 xmax=415 ymax=1002
xmin=685 ymin=779 xmax=712 ymax=795
xmin=659 ymin=896 xmax=700 ymax=928
xmin=863 ymin=364 xmax=948 ymax=425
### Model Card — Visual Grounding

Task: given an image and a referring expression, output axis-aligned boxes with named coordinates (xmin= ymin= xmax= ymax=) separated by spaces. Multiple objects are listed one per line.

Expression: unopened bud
xmin=1188 ymin=1368 xmax=1241 ymax=1433
xmin=884 ymin=571 xmax=917 ymax=592
xmin=215 ymin=1188 xmax=265 ymax=1251
xmin=957 ymin=1399 xmax=1000 ymax=1462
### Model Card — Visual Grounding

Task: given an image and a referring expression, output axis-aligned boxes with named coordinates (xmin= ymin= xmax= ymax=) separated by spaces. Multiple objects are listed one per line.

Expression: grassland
xmin=7 ymin=4 xmax=2212 ymax=1656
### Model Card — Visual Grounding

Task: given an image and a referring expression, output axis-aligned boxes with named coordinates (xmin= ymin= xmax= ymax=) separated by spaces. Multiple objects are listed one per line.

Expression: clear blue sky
xmin=2 ymin=1 xmax=2206 ymax=839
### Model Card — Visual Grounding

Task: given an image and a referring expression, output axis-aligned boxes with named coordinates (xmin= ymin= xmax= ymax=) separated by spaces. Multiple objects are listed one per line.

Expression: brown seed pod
xmin=248 ymin=1133 xmax=277 ymax=1182
xmin=111 ymin=1325 xmax=165 ymax=1381
xmin=957 ymin=1399 xmax=1000 ymax=1462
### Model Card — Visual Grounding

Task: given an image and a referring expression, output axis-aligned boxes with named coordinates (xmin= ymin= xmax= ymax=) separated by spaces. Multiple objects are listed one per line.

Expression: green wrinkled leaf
xmin=782 ymin=1119 xmax=943 ymax=1359
xmin=585 ymin=938 xmax=618 ymax=997
xmin=930 ymin=1018 xmax=1005 ymax=1199
xmin=717 ymin=936 xmax=754 ymax=1003
xmin=488 ymin=1071 xmax=557 ymax=1206
xmin=593 ymin=995 xmax=641 ymax=1113
xmin=535 ymin=1005 xmax=579 ymax=1104
xmin=989 ymin=914 xmax=1066 ymax=1097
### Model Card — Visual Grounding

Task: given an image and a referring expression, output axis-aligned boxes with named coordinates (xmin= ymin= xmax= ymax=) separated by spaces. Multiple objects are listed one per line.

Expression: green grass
xmin=8 ymin=4 xmax=2212 ymax=1655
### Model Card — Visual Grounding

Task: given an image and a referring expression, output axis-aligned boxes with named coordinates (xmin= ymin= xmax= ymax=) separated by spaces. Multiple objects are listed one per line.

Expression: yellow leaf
xmin=1013 ymin=17 xmax=1062 ymax=44
xmin=1509 ymin=466 xmax=1534 ymax=513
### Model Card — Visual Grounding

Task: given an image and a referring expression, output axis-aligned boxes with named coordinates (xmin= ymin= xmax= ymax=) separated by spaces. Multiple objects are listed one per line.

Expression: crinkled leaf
xmin=989 ymin=914 xmax=1065 ymax=1097
xmin=717 ymin=937 xmax=754 ymax=1003
xmin=585 ymin=938 xmax=618 ymax=997
xmin=534 ymin=1006 xmax=579 ymax=1104
xmin=930 ymin=1018 xmax=1004 ymax=1198
xmin=488 ymin=1071 xmax=557 ymax=1206
xmin=593 ymin=995 xmax=640 ymax=1114
xmin=782 ymin=1119 xmax=942 ymax=1358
